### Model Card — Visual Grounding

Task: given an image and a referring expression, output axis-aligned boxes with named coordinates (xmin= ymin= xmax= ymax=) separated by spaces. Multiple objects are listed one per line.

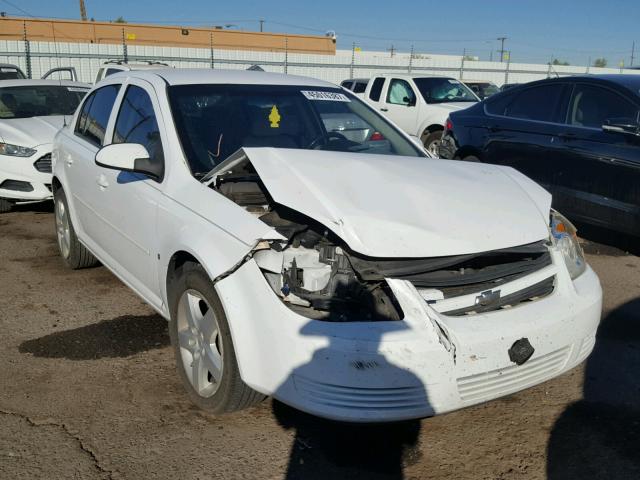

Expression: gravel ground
xmin=0 ymin=203 xmax=638 ymax=479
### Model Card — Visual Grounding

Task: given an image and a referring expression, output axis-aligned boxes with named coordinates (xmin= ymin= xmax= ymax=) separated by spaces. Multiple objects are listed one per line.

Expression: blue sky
xmin=2 ymin=0 xmax=638 ymax=66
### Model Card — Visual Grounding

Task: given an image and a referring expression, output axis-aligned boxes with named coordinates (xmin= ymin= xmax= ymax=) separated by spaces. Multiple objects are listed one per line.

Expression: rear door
xmin=65 ymin=83 xmax=121 ymax=241
xmin=482 ymin=82 xmax=571 ymax=191
xmin=379 ymin=78 xmax=420 ymax=134
xmin=552 ymin=82 xmax=640 ymax=233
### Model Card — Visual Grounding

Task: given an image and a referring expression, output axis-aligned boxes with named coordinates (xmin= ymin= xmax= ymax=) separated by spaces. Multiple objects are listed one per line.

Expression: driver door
xmin=90 ymin=79 xmax=167 ymax=308
xmin=380 ymin=78 xmax=420 ymax=134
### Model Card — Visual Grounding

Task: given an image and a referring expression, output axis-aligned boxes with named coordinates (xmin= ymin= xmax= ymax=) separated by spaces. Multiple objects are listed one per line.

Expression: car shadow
xmin=19 ymin=314 xmax=169 ymax=360
xmin=547 ymin=298 xmax=640 ymax=478
xmin=271 ymin=312 xmax=429 ymax=479
xmin=575 ymin=221 xmax=639 ymax=257
xmin=9 ymin=200 xmax=54 ymax=214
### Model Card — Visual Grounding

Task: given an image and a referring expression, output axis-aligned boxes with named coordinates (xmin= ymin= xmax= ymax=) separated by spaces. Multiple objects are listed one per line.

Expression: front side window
xmin=368 ymin=77 xmax=385 ymax=102
xmin=75 ymin=84 xmax=120 ymax=146
xmin=113 ymin=85 xmax=164 ymax=169
xmin=386 ymin=79 xmax=416 ymax=106
xmin=168 ymin=84 xmax=424 ymax=177
xmin=568 ymin=84 xmax=638 ymax=129
xmin=505 ymin=84 xmax=566 ymax=122
xmin=0 ymin=85 xmax=88 ymax=119
xmin=413 ymin=77 xmax=478 ymax=104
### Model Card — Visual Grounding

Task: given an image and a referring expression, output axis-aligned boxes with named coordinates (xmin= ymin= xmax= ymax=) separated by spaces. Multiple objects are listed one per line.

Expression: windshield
xmin=0 ymin=85 xmax=88 ymax=119
xmin=168 ymin=84 xmax=424 ymax=177
xmin=469 ymin=82 xmax=499 ymax=99
xmin=413 ymin=77 xmax=478 ymax=104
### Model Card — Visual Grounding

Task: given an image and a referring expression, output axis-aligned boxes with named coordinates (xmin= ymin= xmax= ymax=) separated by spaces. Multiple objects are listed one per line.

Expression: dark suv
xmin=439 ymin=75 xmax=640 ymax=237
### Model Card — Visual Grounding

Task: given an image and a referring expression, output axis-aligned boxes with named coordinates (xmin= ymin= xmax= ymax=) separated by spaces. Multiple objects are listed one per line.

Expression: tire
xmin=462 ymin=155 xmax=481 ymax=162
xmin=168 ymin=262 xmax=265 ymax=414
xmin=0 ymin=198 xmax=13 ymax=213
xmin=54 ymin=188 xmax=99 ymax=269
xmin=422 ymin=130 xmax=444 ymax=156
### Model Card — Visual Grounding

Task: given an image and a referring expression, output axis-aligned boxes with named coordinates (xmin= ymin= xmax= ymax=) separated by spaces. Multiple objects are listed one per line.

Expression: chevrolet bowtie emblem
xmin=475 ymin=289 xmax=501 ymax=307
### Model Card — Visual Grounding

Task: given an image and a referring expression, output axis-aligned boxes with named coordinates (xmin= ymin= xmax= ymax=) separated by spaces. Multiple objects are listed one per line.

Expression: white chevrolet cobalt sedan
xmin=0 ymin=80 xmax=89 ymax=212
xmin=52 ymin=69 xmax=602 ymax=422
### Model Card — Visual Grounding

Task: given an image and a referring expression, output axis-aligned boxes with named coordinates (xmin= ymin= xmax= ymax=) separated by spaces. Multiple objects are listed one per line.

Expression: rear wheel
xmin=422 ymin=131 xmax=444 ymax=156
xmin=168 ymin=262 xmax=265 ymax=413
xmin=54 ymin=188 xmax=99 ymax=269
xmin=462 ymin=155 xmax=481 ymax=162
xmin=0 ymin=198 xmax=13 ymax=213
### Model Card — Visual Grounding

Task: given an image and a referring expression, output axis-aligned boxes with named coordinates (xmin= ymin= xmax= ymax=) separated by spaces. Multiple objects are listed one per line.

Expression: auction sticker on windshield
xmin=301 ymin=90 xmax=351 ymax=102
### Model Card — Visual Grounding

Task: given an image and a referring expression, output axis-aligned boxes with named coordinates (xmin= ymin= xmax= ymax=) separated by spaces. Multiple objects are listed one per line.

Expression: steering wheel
xmin=444 ymin=94 xmax=456 ymax=101
xmin=307 ymin=131 xmax=349 ymax=149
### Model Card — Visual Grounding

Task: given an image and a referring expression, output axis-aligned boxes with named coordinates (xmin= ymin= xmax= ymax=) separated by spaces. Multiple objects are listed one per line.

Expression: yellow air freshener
xmin=269 ymin=105 xmax=281 ymax=128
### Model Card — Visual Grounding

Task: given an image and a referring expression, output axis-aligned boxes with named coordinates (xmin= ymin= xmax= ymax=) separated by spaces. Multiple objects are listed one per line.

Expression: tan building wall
xmin=0 ymin=17 xmax=336 ymax=55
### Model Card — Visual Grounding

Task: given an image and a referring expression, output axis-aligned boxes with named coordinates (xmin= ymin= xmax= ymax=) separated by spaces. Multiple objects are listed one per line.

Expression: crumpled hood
xmin=237 ymin=148 xmax=552 ymax=258
xmin=0 ymin=116 xmax=66 ymax=147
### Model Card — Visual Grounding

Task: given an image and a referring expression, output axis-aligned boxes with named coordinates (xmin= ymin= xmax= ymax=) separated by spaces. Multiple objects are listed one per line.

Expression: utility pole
xmin=79 ymin=0 xmax=87 ymax=21
xmin=387 ymin=45 xmax=396 ymax=57
xmin=408 ymin=45 xmax=414 ymax=73
xmin=259 ymin=19 xmax=264 ymax=32
xmin=631 ymin=41 xmax=635 ymax=67
xmin=497 ymin=36 xmax=507 ymax=62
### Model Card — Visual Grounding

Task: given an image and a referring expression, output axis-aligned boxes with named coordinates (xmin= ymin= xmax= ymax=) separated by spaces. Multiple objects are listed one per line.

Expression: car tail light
xmin=445 ymin=117 xmax=453 ymax=132
xmin=370 ymin=131 xmax=385 ymax=141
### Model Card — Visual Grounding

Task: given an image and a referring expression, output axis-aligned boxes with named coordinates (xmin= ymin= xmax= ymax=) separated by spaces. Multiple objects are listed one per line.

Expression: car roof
xmin=128 ymin=68 xmax=336 ymax=87
xmin=501 ymin=74 xmax=640 ymax=97
xmin=103 ymin=63 xmax=171 ymax=71
xmin=374 ymin=73 xmax=456 ymax=79
xmin=0 ymin=79 xmax=90 ymax=88
xmin=342 ymin=78 xmax=369 ymax=83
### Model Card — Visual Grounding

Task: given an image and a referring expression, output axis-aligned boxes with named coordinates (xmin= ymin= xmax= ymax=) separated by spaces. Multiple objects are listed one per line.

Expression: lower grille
xmin=457 ymin=346 xmax=570 ymax=403
xmin=0 ymin=179 xmax=33 ymax=192
xmin=294 ymin=375 xmax=427 ymax=411
xmin=34 ymin=153 xmax=52 ymax=173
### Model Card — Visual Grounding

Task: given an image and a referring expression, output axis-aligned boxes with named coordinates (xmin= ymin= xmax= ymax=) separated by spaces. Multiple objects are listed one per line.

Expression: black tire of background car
xmin=54 ymin=188 xmax=99 ymax=269
xmin=462 ymin=155 xmax=481 ymax=162
xmin=168 ymin=262 xmax=266 ymax=413
xmin=0 ymin=198 xmax=13 ymax=213
xmin=422 ymin=131 xmax=443 ymax=153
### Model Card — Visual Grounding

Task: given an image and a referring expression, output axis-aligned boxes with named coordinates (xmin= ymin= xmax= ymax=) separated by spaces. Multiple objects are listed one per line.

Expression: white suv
xmin=52 ymin=69 xmax=601 ymax=422
xmin=361 ymin=74 xmax=479 ymax=154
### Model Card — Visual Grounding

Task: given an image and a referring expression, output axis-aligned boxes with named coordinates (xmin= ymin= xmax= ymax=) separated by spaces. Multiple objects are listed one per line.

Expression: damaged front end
xmin=215 ymin=171 xmax=403 ymax=322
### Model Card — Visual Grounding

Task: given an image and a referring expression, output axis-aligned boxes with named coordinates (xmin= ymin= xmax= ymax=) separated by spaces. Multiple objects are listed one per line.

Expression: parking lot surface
xmin=1 ymin=204 xmax=639 ymax=480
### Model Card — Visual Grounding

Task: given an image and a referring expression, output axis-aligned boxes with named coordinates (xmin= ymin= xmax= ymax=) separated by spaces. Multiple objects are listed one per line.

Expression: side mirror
xmin=95 ymin=143 xmax=163 ymax=180
xmin=602 ymin=117 xmax=640 ymax=136
xmin=403 ymin=96 xmax=416 ymax=107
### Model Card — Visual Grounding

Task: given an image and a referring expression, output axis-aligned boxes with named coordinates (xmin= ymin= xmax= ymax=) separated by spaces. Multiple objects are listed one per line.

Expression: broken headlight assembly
xmin=549 ymin=210 xmax=586 ymax=280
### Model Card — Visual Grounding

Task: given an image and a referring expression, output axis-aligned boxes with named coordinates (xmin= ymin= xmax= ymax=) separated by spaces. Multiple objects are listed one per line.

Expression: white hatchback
xmin=0 ymin=80 xmax=89 ymax=212
xmin=52 ymin=69 xmax=602 ymax=422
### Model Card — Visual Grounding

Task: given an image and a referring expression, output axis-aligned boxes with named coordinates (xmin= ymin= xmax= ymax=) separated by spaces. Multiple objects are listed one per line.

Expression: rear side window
xmin=340 ymin=81 xmax=353 ymax=90
xmin=353 ymin=81 xmax=367 ymax=93
xmin=113 ymin=85 xmax=164 ymax=170
xmin=485 ymin=90 xmax=518 ymax=116
xmin=105 ymin=68 xmax=122 ymax=77
xmin=369 ymin=77 xmax=385 ymax=102
xmin=505 ymin=84 xmax=566 ymax=122
xmin=568 ymin=84 xmax=638 ymax=128
xmin=75 ymin=84 xmax=120 ymax=146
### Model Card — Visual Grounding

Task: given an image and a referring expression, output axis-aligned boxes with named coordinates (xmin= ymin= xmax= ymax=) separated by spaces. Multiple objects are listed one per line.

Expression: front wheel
xmin=422 ymin=131 xmax=443 ymax=156
xmin=168 ymin=262 xmax=265 ymax=414
xmin=54 ymin=188 xmax=99 ymax=269
xmin=0 ymin=198 xmax=13 ymax=213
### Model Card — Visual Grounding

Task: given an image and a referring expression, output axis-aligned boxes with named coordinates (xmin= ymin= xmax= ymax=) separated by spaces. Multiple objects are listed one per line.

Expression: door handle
xmin=380 ymin=108 xmax=389 ymax=112
xmin=96 ymin=174 xmax=109 ymax=189
xmin=557 ymin=132 xmax=577 ymax=141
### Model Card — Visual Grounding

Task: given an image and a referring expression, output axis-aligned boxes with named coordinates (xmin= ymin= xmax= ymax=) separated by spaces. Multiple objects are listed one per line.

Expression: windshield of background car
xmin=413 ymin=77 xmax=478 ymax=104
xmin=168 ymin=84 xmax=424 ymax=176
xmin=0 ymin=85 xmax=88 ymax=119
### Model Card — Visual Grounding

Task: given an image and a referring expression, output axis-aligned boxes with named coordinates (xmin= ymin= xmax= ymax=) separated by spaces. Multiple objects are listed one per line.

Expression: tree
xmin=551 ymin=59 xmax=570 ymax=66
xmin=593 ymin=57 xmax=607 ymax=68
xmin=114 ymin=16 xmax=126 ymax=23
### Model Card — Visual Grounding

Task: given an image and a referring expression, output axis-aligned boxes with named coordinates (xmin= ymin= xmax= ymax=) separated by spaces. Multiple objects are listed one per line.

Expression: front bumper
xmin=215 ymin=250 xmax=602 ymax=423
xmin=0 ymin=147 xmax=53 ymax=202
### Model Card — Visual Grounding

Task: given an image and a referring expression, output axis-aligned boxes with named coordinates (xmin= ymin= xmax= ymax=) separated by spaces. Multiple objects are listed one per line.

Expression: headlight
xmin=549 ymin=210 xmax=586 ymax=280
xmin=0 ymin=143 xmax=37 ymax=157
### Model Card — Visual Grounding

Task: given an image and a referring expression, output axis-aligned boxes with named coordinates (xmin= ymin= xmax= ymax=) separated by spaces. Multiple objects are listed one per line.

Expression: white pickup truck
xmin=350 ymin=74 xmax=479 ymax=154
